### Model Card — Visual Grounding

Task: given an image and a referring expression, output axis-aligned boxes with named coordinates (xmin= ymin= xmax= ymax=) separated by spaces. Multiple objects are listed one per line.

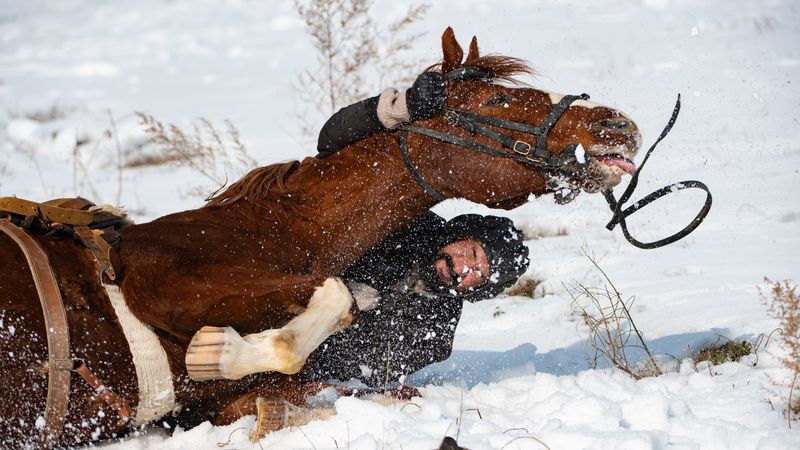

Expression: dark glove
xmin=405 ymin=72 xmax=447 ymax=122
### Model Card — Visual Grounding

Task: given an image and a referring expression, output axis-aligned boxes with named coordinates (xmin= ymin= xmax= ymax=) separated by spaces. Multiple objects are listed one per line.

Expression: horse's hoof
xmin=249 ymin=397 xmax=287 ymax=442
xmin=185 ymin=326 xmax=233 ymax=380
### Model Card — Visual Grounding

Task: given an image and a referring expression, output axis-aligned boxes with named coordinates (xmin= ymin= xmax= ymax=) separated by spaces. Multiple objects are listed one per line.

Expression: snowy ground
xmin=2 ymin=0 xmax=799 ymax=448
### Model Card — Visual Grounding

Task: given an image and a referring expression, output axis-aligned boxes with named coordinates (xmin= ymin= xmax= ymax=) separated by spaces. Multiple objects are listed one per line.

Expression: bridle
xmin=400 ymin=66 xmax=589 ymax=204
xmin=399 ymin=67 xmax=712 ymax=249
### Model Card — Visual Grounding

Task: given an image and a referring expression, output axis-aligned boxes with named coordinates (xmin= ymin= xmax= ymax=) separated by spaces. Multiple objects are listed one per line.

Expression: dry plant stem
xmin=216 ymin=427 xmax=246 ymax=448
xmin=760 ymin=278 xmax=800 ymax=425
xmin=465 ymin=408 xmax=482 ymax=419
xmin=501 ymin=435 xmax=550 ymax=450
xmin=293 ymin=0 xmax=429 ymax=142
xmin=456 ymin=390 xmax=463 ymax=441
xmin=136 ymin=113 xmax=255 ymax=198
xmin=71 ymin=135 xmax=102 ymax=201
xmin=107 ymin=110 xmax=124 ymax=205
xmin=567 ymin=250 xmax=661 ymax=379
xmin=296 ymin=425 xmax=317 ymax=450
xmin=789 ymin=372 xmax=797 ymax=429
xmin=586 ymin=253 xmax=661 ymax=375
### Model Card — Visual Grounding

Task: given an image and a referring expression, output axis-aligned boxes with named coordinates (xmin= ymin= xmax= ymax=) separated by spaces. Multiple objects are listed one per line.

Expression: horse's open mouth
xmin=594 ymin=153 xmax=636 ymax=175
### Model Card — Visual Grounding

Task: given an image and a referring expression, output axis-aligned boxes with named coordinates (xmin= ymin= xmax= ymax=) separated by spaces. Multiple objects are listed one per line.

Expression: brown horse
xmin=0 ymin=27 xmax=641 ymax=447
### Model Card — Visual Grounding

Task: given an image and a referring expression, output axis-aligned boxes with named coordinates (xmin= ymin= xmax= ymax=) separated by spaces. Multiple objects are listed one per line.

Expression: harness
xmin=0 ymin=198 xmax=132 ymax=447
xmin=399 ymin=67 xmax=712 ymax=249
xmin=400 ymin=66 xmax=589 ymax=204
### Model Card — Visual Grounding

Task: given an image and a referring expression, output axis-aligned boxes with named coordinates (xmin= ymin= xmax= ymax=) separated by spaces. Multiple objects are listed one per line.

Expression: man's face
xmin=434 ymin=239 xmax=490 ymax=293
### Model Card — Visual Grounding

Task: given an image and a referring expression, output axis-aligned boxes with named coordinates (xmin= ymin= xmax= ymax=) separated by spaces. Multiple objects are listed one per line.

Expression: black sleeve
xmin=316 ymin=95 xmax=384 ymax=157
xmin=342 ymin=211 xmax=447 ymax=289
xmin=300 ymin=290 xmax=463 ymax=387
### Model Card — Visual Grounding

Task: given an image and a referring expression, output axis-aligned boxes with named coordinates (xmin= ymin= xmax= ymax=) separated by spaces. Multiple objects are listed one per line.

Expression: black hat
xmin=435 ymin=214 xmax=530 ymax=302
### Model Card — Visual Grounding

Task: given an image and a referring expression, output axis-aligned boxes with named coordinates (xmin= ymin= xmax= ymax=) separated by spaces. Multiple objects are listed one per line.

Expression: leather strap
xmin=74 ymin=363 xmax=132 ymax=428
xmin=0 ymin=219 xmax=72 ymax=448
xmin=0 ymin=197 xmax=119 ymax=226
xmin=73 ymin=226 xmax=117 ymax=281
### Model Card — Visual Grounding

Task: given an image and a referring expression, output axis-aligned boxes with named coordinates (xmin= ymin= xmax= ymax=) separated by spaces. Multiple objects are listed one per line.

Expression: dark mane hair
xmin=428 ymin=54 xmax=536 ymax=84
xmin=204 ymin=160 xmax=308 ymax=223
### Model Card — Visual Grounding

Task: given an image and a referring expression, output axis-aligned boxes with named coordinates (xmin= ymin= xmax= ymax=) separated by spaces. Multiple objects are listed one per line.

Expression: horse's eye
xmin=485 ymin=92 xmax=513 ymax=107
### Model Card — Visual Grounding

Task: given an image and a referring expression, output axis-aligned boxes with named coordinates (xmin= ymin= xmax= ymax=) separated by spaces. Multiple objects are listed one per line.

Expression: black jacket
xmin=300 ymin=212 xmax=464 ymax=386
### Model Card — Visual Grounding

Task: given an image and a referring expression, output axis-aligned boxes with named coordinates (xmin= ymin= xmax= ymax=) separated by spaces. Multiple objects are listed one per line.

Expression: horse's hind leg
xmin=185 ymin=277 xmax=354 ymax=380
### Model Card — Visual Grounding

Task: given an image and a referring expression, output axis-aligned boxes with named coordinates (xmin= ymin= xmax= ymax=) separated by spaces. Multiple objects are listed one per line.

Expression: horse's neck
xmin=287 ymin=134 xmax=436 ymax=274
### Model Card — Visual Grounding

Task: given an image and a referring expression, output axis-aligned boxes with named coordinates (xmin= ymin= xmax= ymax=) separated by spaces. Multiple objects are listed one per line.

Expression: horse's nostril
xmin=597 ymin=118 xmax=631 ymax=130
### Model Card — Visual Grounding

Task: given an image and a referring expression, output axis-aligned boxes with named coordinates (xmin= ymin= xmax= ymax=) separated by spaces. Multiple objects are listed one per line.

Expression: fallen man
xmin=300 ymin=211 xmax=530 ymax=387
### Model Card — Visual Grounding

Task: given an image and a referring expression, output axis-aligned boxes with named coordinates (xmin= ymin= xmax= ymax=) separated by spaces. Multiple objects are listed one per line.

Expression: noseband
xmin=399 ymin=67 xmax=713 ymax=249
xmin=399 ymin=66 xmax=588 ymax=203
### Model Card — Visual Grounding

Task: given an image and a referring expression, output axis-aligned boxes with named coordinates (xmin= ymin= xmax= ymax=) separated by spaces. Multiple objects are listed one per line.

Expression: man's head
xmin=423 ymin=215 xmax=530 ymax=301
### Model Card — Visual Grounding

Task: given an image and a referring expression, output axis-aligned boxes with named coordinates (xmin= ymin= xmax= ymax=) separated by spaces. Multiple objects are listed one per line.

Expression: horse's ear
xmin=441 ymin=27 xmax=463 ymax=72
xmin=465 ymin=36 xmax=480 ymax=65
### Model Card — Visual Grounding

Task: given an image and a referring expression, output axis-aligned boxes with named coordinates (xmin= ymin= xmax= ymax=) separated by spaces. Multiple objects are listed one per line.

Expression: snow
xmin=1 ymin=0 xmax=799 ymax=448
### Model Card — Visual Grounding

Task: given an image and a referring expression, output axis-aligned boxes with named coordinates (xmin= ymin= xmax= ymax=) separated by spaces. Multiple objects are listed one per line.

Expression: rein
xmin=602 ymin=94 xmax=713 ymax=249
xmin=399 ymin=67 xmax=712 ymax=249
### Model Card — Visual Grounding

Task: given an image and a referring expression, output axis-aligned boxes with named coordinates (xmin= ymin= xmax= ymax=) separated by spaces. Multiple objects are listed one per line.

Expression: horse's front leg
xmin=185 ymin=277 xmax=354 ymax=380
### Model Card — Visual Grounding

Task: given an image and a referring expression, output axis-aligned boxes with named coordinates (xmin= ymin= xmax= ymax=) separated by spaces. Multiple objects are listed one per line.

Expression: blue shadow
xmin=406 ymin=328 xmax=738 ymax=388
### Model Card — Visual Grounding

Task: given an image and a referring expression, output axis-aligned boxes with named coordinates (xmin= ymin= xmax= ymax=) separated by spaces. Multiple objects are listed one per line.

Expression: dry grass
xmin=504 ymin=275 xmax=543 ymax=298
xmin=760 ymin=278 xmax=800 ymax=425
xmin=293 ymin=0 xmax=429 ymax=140
xmin=135 ymin=113 xmax=257 ymax=197
xmin=693 ymin=339 xmax=753 ymax=366
xmin=567 ymin=250 xmax=661 ymax=380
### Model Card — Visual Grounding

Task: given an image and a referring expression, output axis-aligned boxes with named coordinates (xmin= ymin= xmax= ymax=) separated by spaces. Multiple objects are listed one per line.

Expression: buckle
xmin=444 ymin=110 xmax=460 ymax=126
xmin=513 ymin=140 xmax=532 ymax=155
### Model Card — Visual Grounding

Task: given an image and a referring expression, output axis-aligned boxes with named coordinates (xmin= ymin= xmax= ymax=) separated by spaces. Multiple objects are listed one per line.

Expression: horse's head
xmin=402 ymin=28 xmax=642 ymax=208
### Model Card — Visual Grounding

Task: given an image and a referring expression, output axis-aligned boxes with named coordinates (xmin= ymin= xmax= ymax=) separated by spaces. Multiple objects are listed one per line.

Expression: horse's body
xmin=0 ymin=28 xmax=642 ymax=447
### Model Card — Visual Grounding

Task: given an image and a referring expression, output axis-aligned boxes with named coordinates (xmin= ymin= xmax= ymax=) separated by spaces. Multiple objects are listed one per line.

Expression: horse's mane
xmin=203 ymin=54 xmax=534 ymax=223
xmin=427 ymin=54 xmax=536 ymax=84
xmin=204 ymin=160 xmax=308 ymax=223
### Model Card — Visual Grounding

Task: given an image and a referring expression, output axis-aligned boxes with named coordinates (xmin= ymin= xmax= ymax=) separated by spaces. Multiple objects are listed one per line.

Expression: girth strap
xmin=0 ymin=219 xmax=72 ymax=448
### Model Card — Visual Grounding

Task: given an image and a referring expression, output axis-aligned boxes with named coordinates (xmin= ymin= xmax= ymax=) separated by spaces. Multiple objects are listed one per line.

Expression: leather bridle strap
xmin=603 ymin=94 xmax=713 ymax=249
xmin=0 ymin=219 xmax=71 ymax=448
xmin=399 ymin=94 xmax=590 ymax=201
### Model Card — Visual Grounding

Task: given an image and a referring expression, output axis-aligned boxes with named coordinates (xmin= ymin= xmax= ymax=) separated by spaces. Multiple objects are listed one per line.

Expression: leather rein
xmin=399 ymin=67 xmax=712 ymax=249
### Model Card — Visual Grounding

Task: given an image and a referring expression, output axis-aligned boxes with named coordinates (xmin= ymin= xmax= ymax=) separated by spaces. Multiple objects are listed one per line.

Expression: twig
xmin=107 ymin=110 xmax=124 ymax=205
xmin=501 ymin=435 xmax=550 ymax=450
xmin=456 ymin=391 xmax=464 ymax=440
xmin=465 ymin=408 xmax=482 ymax=420
xmin=400 ymin=402 xmax=421 ymax=412
xmin=216 ymin=427 xmax=246 ymax=448
xmin=789 ymin=372 xmax=797 ymax=429
xmin=297 ymin=425 xmax=317 ymax=449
